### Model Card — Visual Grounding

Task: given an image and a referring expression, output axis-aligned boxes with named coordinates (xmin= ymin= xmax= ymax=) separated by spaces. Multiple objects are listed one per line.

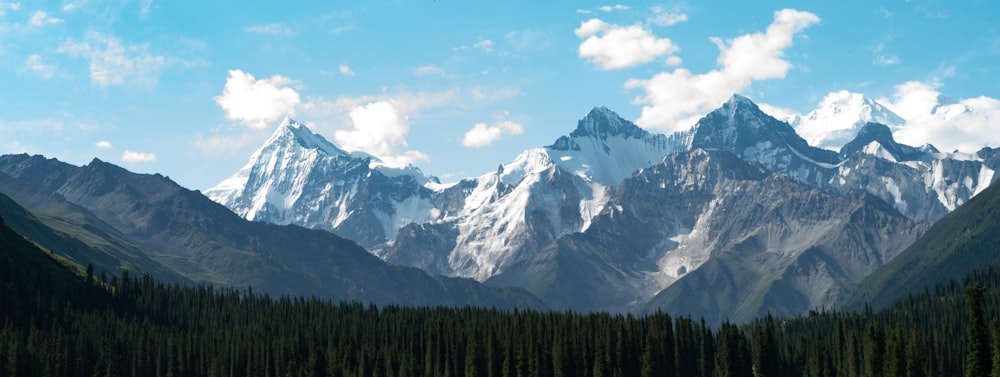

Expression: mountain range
xmin=203 ymin=92 xmax=1000 ymax=323
xmin=0 ymin=155 xmax=545 ymax=310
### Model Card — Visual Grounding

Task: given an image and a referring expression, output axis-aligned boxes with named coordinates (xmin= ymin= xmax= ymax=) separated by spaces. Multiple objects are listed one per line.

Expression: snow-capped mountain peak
xmin=271 ymin=117 xmax=348 ymax=157
xmin=546 ymin=107 xmax=687 ymax=186
xmin=568 ymin=106 xmax=648 ymax=140
xmin=795 ymin=91 xmax=905 ymax=151
xmin=839 ymin=122 xmax=930 ymax=162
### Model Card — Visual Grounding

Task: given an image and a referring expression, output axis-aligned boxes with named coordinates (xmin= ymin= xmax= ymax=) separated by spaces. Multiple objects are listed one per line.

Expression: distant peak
xmin=840 ymin=122 xmax=928 ymax=162
xmin=569 ymin=106 xmax=647 ymax=139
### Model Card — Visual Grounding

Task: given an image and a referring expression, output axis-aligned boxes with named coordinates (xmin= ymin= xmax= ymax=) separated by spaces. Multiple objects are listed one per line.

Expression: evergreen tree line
xmin=2 ymin=254 xmax=1000 ymax=377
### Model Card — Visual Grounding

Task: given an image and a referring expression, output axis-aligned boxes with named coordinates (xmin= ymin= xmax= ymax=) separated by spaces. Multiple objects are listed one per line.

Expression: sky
xmin=2 ymin=0 xmax=999 ymax=190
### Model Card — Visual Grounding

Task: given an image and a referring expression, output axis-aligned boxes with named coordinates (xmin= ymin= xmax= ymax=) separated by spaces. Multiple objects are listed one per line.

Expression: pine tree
xmin=752 ymin=316 xmax=779 ymax=377
xmin=905 ymin=330 xmax=924 ymax=377
xmin=966 ymin=285 xmax=991 ymax=377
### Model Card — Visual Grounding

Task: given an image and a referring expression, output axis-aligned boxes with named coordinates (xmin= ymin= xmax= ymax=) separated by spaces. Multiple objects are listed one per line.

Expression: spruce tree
xmin=966 ymin=285 xmax=990 ymax=377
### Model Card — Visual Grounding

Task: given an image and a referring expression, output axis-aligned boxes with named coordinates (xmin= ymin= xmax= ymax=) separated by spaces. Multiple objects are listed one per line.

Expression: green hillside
xmin=842 ymin=180 xmax=1000 ymax=310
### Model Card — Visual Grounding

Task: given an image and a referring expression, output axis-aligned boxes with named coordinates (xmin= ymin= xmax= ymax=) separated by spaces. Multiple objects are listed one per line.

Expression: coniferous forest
xmin=3 ymin=215 xmax=1000 ymax=377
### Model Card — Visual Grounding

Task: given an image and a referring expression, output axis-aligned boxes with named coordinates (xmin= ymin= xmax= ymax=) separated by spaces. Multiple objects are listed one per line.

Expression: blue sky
xmin=2 ymin=0 xmax=999 ymax=190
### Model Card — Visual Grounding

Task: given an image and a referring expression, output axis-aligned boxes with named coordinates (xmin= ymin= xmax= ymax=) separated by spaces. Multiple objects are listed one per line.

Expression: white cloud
xmin=880 ymin=81 xmax=1000 ymax=152
xmin=62 ymin=1 xmax=82 ymax=12
xmin=576 ymin=18 xmax=678 ymax=70
xmin=58 ymin=33 xmax=169 ymax=88
xmin=462 ymin=120 xmax=524 ymax=148
xmin=334 ymin=101 xmax=429 ymax=166
xmin=138 ymin=0 xmax=152 ymax=18
xmin=95 ymin=140 xmax=112 ymax=149
xmin=757 ymin=103 xmax=801 ymax=125
xmin=29 ymin=11 xmax=63 ymax=26
xmin=121 ymin=150 xmax=156 ymax=163
xmin=576 ymin=9 xmax=592 ymax=14
xmin=245 ymin=23 xmax=295 ymax=36
xmin=649 ymin=6 xmax=687 ymax=26
xmin=878 ymin=81 xmax=941 ymax=120
xmin=24 ymin=54 xmax=55 ymax=80
xmin=600 ymin=4 xmax=629 ymax=12
xmin=413 ymin=65 xmax=444 ymax=76
xmin=625 ymin=9 xmax=819 ymax=132
xmin=0 ymin=2 xmax=20 ymax=16
xmin=873 ymin=43 xmax=900 ymax=65
xmin=339 ymin=64 xmax=354 ymax=77
xmin=214 ymin=69 xmax=301 ymax=129
xmin=456 ymin=39 xmax=493 ymax=52
xmin=474 ymin=39 xmax=494 ymax=52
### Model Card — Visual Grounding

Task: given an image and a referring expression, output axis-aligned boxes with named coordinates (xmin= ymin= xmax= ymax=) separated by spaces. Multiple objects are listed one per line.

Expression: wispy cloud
xmin=648 ymin=5 xmax=687 ymax=26
xmin=29 ymin=11 xmax=63 ymax=26
xmin=873 ymin=43 xmax=900 ymax=65
xmin=339 ymin=64 xmax=355 ymax=77
xmin=599 ymin=4 xmax=630 ymax=12
xmin=0 ymin=2 xmax=21 ymax=16
xmin=245 ymin=23 xmax=296 ymax=36
xmin=23 ymin=54 xmax=56 ymax=80
xmin=456 ymin=39 xmax=494 ymax=53
xmin=96 ymin=140 xmax=113 ymax=149
xmin=58 ymin=32 xmax=170 ymax=89
xmin=413 ymin=65 xmax=444 ymax=77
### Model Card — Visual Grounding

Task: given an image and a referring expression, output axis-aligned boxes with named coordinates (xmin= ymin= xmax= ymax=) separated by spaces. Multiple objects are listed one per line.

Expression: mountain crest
xmin=568 ymin=106 xmax=648 ymax=140
xmin=795 ymin=91 xmax=904 ymax=151
xmin=268 ymin=118 xmax=347 ymax=157
xmin=839 ymin=122 xmax=930 ymax=162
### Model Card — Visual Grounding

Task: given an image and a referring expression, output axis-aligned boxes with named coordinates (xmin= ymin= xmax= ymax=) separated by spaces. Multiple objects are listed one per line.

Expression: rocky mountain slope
xmin=842 ymin=179 xmax=1000 ymax=310
xmin=207 ymin=94 xmax=999 ymax=322
xmin=0 ymin=154 xmax=545 ymax=310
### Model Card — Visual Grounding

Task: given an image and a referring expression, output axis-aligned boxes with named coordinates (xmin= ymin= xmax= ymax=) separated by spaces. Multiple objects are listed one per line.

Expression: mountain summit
xmin=205 ymin=119 xmax=439 ymax=247
xmin=794 ymin=91 xmax=905 ymax=150
xmin=566 ymin=106 xmax=649 ymax=140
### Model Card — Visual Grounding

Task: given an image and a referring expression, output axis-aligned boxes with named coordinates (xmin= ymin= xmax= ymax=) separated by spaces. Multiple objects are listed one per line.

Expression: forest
xmin=2 ymin=216 xmax=1000 ymax=377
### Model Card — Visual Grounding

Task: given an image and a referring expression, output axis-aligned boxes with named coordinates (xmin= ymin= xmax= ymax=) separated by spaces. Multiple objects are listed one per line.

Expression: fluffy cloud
xmin=29 ymin=11 xmax=63 ymax=26
xmin=334 ymin=101 xmax=429 ymax=166
xmin=881 ymin=81 xmax=1000 ymax=152
xmin=24 ymin=54 xmax=55 ymax=80
xmin=95 ymin=140 xmax=113 ymax=149
xmin=58 ymin=33 xmax=168 ymax=88
xmin=625 ymin=9 xmax=819 ymax=132
xmin=576 ymin=19 xmax=678 ymax=70
xmin=338 ymin=64 xmax=355 ymax=77
xmin=121 ymin=150 xmax=156 ymax=163
xmin=461 ymin=120 xmax=524 ymax=148
xmin=215 ymin=69 xmax=301 ymax=129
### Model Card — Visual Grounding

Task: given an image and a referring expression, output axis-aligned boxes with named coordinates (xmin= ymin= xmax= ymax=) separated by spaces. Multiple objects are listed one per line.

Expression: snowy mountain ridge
xmin=206 ymin=94 xmax=1000 ymax=320
xmin=793 ymin=90 xmax=906 ymax=151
